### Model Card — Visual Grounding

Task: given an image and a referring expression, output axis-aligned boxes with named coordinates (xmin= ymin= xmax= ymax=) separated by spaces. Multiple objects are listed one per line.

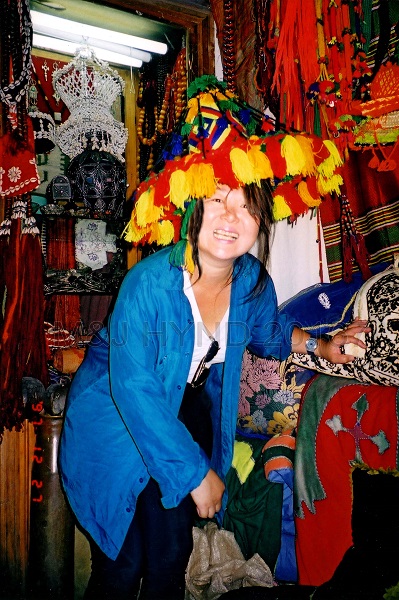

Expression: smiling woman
xmin=58 ymin=74 xmax=368 ymax=600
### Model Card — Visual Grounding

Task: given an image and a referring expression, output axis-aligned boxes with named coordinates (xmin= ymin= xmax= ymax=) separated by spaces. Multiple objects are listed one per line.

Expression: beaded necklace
xmin=136 ymin=48 xmax=187 ymax=183
xmin=0 ymin=0 xmax=32 ymax=139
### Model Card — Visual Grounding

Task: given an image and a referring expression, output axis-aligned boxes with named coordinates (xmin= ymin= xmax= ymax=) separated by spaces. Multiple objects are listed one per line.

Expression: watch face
xmin=306 ymin=337 xmax=318 ymax=353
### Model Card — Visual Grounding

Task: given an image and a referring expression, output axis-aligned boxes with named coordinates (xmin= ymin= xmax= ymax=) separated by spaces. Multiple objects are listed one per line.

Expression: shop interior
xmin=1 ymin=1 xmax=399 ymax=598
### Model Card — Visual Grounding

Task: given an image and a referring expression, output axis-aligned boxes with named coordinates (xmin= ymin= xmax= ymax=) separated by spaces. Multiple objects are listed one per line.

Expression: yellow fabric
xmin=134 ymin=187 xmax=164 ymax=228
xmin=232 ymin=440 xmax=255 ymax=484
xmin=295 ymin=136 xmax=317 ymax=176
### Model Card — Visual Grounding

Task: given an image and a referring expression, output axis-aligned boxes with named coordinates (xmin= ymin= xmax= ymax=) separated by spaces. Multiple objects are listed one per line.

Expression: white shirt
xmin=183 ymin=270 xmax=229 ymax=382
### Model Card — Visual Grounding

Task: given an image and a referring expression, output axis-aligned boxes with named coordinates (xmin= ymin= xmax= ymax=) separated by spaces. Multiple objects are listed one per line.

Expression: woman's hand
xmin=190 ymin=468 xmax=225 ymax=519
xmin=320 ymin=318 xmax=371 ymax=364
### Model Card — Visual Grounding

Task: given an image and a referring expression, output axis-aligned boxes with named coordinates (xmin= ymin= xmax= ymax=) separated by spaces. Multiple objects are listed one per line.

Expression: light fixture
xmin=31 ymin=9 xmax=168 ymax=57
xmin=32 ymin=34 xmax=143 ymax=68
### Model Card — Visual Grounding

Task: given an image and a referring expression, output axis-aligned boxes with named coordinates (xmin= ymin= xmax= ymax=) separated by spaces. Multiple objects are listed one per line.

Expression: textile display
xmin=294 ymin=374 xmax=399 ymax=586
xmin=210 ymin=0 xmax=263 ymax=111
xmin=279 ymin=260 xmax=389 ymax=335
xmin=224 ymin=433 xmax=297 ymax=584
xmin=269 ymin=211 xmax=330 ymax=305
xmin=30 ymin=56 xmax=70 ymax=123
xmin=320 ymin=149 xmax=399 ymax=282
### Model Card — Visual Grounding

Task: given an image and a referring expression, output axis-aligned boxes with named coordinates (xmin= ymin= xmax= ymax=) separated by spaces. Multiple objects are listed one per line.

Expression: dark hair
xmin=187 ymin=179 xmax=275 ymax=297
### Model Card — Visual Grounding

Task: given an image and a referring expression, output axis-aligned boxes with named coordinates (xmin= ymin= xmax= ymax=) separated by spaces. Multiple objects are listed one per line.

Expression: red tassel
xmin=277 ymin=181 xmax=308 ymax=215
xmin=264 ymin=136 xmax=287 ymax=179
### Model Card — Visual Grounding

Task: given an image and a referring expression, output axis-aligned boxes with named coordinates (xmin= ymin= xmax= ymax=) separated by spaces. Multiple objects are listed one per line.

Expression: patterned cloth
xmin=237 ymin=351 xmax=313 ymax=439
xmin=294 ymin=374 xmax=399 ymax=586
xmin=75 ymin=220 xmax=117 ymax=271
xmin=0 ymin=119 xmax=39 ymax=198
xmin=320 ymin=150 xmax=399 ymax=282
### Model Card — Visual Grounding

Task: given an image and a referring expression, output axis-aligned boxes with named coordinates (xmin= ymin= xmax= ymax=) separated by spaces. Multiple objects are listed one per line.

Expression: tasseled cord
xmin=169 ymin=198 xmax=197 ymax=273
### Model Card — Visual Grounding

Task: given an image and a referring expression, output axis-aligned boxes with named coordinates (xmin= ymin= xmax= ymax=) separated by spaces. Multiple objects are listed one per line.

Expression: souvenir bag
xmin=291 ymin=254 xmax=399 ymax=386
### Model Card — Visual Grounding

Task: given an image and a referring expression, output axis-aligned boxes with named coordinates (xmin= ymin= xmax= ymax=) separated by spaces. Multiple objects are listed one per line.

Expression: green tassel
xmin=169 ymin=198 xmax=197 ymax=269
xmin=169 ymin=239 xmax=187 ymax=269
xmin=180 ymin=198 xmax=197 ymax=240
xmin=187 ymin=75 xmax=226 ymax=99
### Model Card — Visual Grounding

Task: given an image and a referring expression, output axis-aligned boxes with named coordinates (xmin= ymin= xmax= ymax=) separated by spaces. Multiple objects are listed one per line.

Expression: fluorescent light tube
xmin=33 ymin=26 xmax=152 ymax=62
xmin=32 ymin=34 xmax=143 ymax=68
xmin=31 ymin=10 xmax=168 ymax=55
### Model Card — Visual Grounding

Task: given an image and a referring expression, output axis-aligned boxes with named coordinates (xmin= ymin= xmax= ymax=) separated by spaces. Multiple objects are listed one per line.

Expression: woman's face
xmin=197 ymin=184 xmax=260 ymax=267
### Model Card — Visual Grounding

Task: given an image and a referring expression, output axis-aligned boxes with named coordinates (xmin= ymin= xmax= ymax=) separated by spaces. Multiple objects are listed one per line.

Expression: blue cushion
xmin=279 ymin=262 xmax=389 ymax=335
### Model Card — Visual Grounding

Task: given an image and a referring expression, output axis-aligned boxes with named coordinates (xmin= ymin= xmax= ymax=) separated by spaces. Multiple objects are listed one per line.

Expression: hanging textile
xmin=0 ymin=198 xmax=49 ymax=439
xmin=0 ymin=0 xmax=50 ymax=438
xmin=44 ymin=218 xmax=81 ymax=333
xmin=320 ymin=149 xmax=399 ymax=282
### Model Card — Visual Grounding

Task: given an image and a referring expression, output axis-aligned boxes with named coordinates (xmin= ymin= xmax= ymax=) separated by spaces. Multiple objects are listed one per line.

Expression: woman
xmin=59 ymin=177 xmax=367 ymax=600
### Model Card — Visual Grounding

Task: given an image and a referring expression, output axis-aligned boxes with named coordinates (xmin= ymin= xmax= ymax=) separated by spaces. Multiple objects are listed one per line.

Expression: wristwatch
xmin=305 ymin=337 xmax=319 ymax=355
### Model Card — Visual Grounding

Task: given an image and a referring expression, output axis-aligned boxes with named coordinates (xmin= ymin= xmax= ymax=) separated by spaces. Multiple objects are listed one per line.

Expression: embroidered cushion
xmin=291 ymin=255 xmax=399 ymax=386
xmin=237 ymin=351 xmax=314 ymax=439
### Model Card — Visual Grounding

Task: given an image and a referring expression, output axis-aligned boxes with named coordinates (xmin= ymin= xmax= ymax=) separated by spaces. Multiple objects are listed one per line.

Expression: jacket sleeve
xmin=108 ymin=266 xmax=210 ymax=508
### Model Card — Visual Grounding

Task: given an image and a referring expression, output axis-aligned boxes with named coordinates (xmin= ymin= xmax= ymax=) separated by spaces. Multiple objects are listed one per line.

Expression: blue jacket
xmin=59 ymin=247 xmax=294 ymax=559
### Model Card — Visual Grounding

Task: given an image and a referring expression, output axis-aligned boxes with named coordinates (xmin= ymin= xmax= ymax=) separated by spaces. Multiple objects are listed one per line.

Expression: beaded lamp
xmin=52 ymin=46 xmax=128 ymax=162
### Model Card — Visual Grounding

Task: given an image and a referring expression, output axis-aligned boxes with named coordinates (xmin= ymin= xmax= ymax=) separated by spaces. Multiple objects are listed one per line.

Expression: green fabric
xmin=223 ymin=435 xmax=283 ymax=572
xmin=294 ymin=375 xmax=360 ymax=519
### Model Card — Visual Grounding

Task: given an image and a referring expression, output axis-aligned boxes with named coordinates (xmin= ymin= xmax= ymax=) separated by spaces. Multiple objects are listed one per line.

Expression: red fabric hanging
xmin=0 ymin=215 xmax=49 ymax=438
xmin=45 ymin=218 xmax=81 ymax=333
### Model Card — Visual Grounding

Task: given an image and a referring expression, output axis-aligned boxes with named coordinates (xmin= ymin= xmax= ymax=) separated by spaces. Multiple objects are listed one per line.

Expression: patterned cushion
xmin=291 ymin=259 xmax=399 ymax=387
xmin=237 ymin=350 xmax=314 ymax=439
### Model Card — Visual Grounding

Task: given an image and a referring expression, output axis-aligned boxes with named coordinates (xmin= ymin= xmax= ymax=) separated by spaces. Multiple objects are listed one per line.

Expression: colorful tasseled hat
xmin=124 ymin=75 xmax=344 ymax=270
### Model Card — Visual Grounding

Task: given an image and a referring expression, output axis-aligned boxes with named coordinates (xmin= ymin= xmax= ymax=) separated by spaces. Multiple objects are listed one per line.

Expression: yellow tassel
xmin=317 ymin=141 xmax=344 ymax=178
xmin=295 ymin=136 xmax=317 ymax=176
xmin=169 ymin=170 xmax=190 ymax=209
xmin=159 ymin=220 xmax=175 ymax=246
xmin=135 ymin=188 xmax=164 ymax=227
xmin=184 ymin=243 xmax=195 ymax=274
xmin=247 ymin=147 xmax=274 ymax=180
xmin=148 ymin=220 xmax=175 ymax=246
xmin=122 ymin=219 xmax=149 ymax=244
xmin=323 ymin=140 xmax=344 ymax=167
xmin=185 ymin=96 xmax=200 ymax=124
xmin=187 ymin=163 xmax=216 ymax=198
xmin=317 ymin=173 xmax=344 ymax=195
xmin=230 ymin=148 xmax=256 ymax=184
xmin=280 ymin=135 xmax=306 ymax=176
xmin=273 ymin=194 xmax=292 ymax=220
xmin=297 ymin=181 xmax=321 ymax=207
